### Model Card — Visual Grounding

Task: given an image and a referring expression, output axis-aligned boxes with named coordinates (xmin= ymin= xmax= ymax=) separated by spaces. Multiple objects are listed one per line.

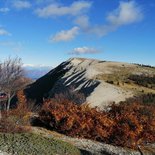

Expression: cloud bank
xmin=35 ymin=1 xmax=92 ymax=18
xmin=75 ymin=1 xmax=143 ymax=36
xmin=34 ymin=0 xmax=143 ymax=42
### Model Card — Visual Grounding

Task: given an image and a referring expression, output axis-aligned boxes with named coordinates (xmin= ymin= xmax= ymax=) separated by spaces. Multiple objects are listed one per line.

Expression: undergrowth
xmin=39 ymin=98 xmax=155 ymax=149
xmin=0 ymin=132 xmax=81 ymax=155
xmin=1 ymin=90 xmax=155 ymax=150
xmin=0 ymin=90 xmax=33 ymax=133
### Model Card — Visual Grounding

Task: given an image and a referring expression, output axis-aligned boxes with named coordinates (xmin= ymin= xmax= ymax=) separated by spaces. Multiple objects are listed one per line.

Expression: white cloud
xmin=13 ymin=1 xmax=31 ymax=9
xmin=23 ymin=64 xmax=35 ymax=67
xmin=69 ymin=47 xmax=100 ymax=55
xmin=107 ymin=1 xmax=143 ymax=26
xmin=0 ymin=28 xmax=11 ymax=36
xmin=0 ymin=8 xmax=10 ymax=13
xmin=51 ymin=26 xmax=79 ymax=42
xmin=75 ymin=1 xmax=143 ymax=37
xmin=35 ymin=1 xmax=92 ymax=18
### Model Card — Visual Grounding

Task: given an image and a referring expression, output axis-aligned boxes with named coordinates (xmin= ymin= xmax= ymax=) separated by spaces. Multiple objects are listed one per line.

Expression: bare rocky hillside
xmin=25 ymin=58 xmax=155 ymax=109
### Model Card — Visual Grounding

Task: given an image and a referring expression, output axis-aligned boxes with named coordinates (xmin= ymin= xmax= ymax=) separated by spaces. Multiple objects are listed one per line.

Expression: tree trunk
xmin=7 ymin=93 xmax=15 ymax=111
xmin=0 ymin=110 xmax=1 ymax=120
xmin=7 ymin=93 xmax=11 ymax=111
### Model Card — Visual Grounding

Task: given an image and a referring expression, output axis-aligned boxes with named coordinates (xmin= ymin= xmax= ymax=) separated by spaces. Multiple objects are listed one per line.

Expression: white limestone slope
xmin=51 ymin=58 xmax=134 ymax=109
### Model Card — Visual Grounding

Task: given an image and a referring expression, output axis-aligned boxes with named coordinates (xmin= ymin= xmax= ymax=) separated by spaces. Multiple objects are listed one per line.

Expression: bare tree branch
xmin=0 ymin=57 xmax=30 ymax=111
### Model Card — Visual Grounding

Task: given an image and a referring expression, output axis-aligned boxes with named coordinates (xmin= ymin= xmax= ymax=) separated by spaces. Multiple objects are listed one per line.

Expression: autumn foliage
xmin=0 ymin=90 xmax=31 ymax=133
xmin=1 ymin=90 xmax=155 ymax=149
xmin=39 ymin=99 xmax=155 ymax=149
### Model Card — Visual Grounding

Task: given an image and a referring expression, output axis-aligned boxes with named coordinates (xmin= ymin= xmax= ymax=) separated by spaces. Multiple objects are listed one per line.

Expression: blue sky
xmin=0 ymin=0 xmax=155 ymax=67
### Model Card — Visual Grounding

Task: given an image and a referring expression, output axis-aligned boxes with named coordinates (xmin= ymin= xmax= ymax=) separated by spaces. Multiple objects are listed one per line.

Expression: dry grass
xmin=96 ymin=64 xmax=155 ymax=95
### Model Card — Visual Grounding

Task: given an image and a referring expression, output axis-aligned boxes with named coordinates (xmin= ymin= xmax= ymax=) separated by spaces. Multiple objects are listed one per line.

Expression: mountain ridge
xmin=25 ymin=57 xmax=155 ymax=109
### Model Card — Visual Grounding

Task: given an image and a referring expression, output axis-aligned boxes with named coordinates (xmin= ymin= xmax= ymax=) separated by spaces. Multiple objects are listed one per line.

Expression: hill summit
xmin=25 ymin=57 xmax=155 ymax=109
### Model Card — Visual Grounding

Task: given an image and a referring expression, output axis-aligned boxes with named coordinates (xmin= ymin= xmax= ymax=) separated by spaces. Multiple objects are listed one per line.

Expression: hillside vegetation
xmin=1 ymin=90 xmax=154 ymax=150
xmin=0 ymin=133 xmax=81 ymax=155
xmin=0 ymin=91 xmax=81 ymax=155
xmin=39 ymin=95 xmax=155 ymax=149
xmin=0 ymin=58 xmax=155 ymax=154
xmin=97 ymin=64 xmax=155 ymax=95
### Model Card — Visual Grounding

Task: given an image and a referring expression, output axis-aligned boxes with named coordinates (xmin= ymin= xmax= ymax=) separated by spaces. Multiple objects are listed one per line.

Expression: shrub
xmin=0 ymin=118 xmax=28 ymax=133
xmin=39 ymin=99 xmax=155 ymax=149
xmin=108 ymin=103 xmax=155 ymax=148
xmin=0 ymin=90 xmax=33 ymax=133
xmin=121 ymin=93 xmax=155 ymax=105
xmin=53 ymin=86 xmax=86 ymax=105
xmin=39 ymin=99 xmax=114 ymax=139
xmin=128 ymin=74 xmax=155 ymax=88
xmin=106 ymin=80 xmax=114 ymax=84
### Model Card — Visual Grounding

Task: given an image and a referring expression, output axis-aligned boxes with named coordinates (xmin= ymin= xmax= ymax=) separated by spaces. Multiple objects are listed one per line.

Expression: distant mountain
xmin=23 ymin=65 xmax=52 ymax=80
xmin=25 ymin=58 xmax=155 ymax=109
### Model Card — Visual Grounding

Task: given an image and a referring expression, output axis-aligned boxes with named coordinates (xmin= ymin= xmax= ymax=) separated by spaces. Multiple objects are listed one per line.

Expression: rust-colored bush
xmin=39 ymin=99 xmax=155 ymax=149
xmin=108 ymin=102 xmax=155 ymax=148
xmin=0 ymin=118 xmax=29 ymax=133
xmin=0 ymin=90 xmax=31 ymax=133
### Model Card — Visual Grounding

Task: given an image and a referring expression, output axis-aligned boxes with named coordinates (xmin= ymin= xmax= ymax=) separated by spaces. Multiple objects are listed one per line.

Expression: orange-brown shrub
xmin=0 ymin=118 xmax=28 ymax=133
xmin=0 ymin=90 xmax=31 ymax=133
xmin=108 ymin=103 xmax=155 ymax=148
xmin=39 ymin=99 xmax=155 ymax=149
